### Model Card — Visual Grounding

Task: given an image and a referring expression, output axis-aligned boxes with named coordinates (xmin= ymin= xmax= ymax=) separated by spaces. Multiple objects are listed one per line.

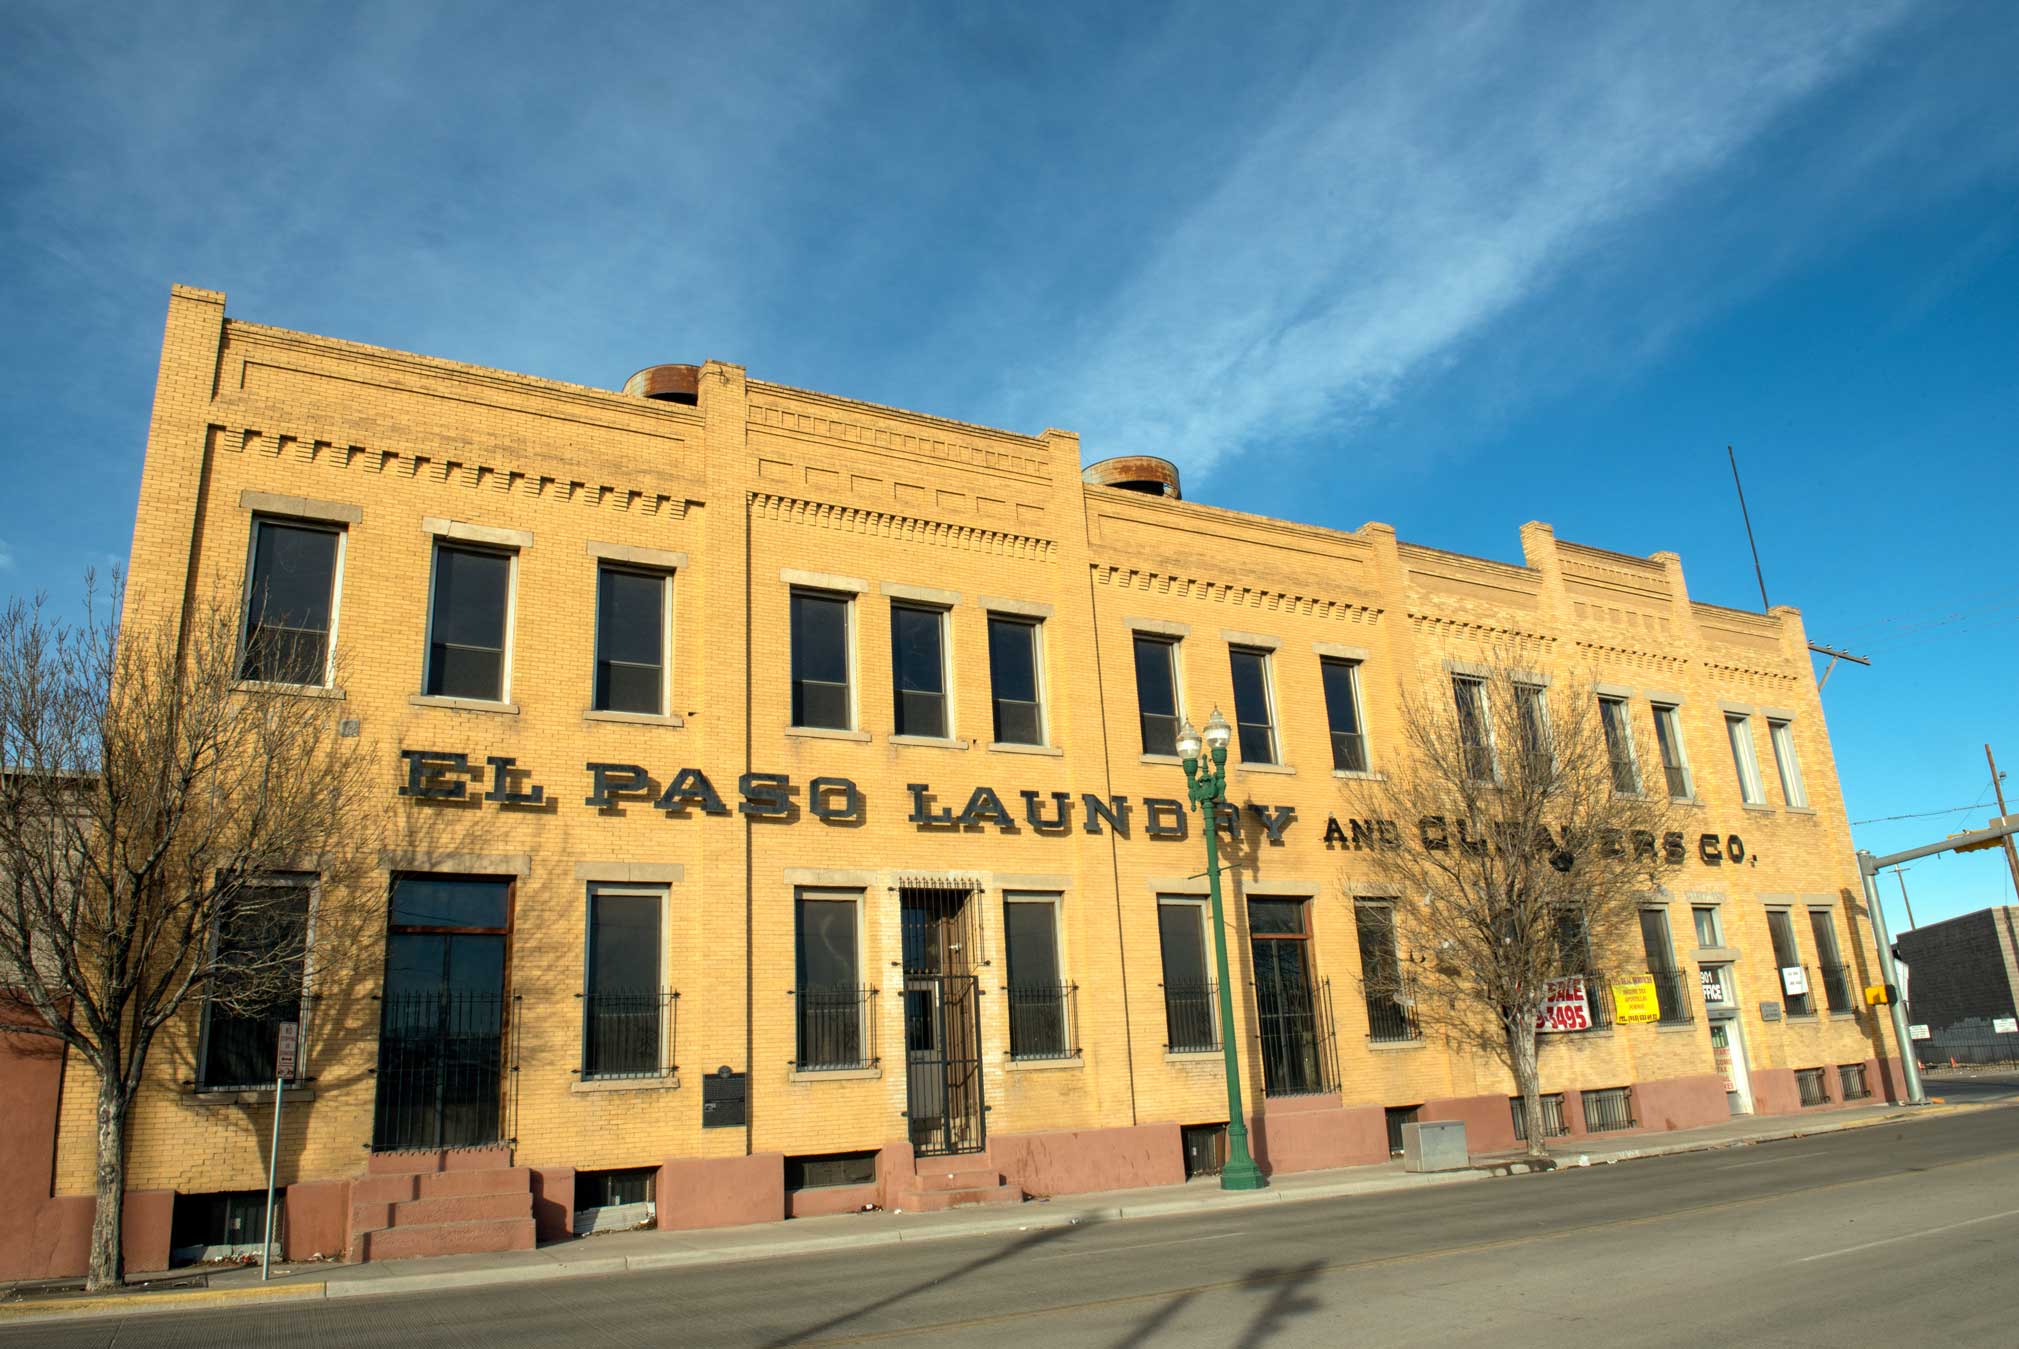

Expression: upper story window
xmin=241 ymin=519 xmax=342 ymax=686
xmin=1133 ymin=635 xmax=1181 ymax=756
xmin=593 ymin=566 xmax=671 ymax=715
xmin=1768 ymin=719 xmax=1808 ymax=809
xmin=1227 ymin=647 xmax=1278 ymax=765
xmin=1692 ymin=904 xmax=1723 ymax=948
xmin=1726 ymin=713 xmax=1765 ymax=805
xmin=1598 ymin=696 xmax=1639 ymax=794
xmin=1651 ymin=703 xmax=1692 ymax=800
xmin=890 ymin=602 xmax=949 ymax=738
xmin=1452 ymin=676 xmax=1495 ymax=782
xmin=987 ymin=615 xmax=1045 ymax=746
xmin=425 ymin=541 xmax=514 ymax=702
xmin=1319 ymin=657 xmax=1368 ymax=773
xmin=789 ymin=590 xmax=853 ymax=731
xmin=1514 ymin=683 xmax=1552 ymax=779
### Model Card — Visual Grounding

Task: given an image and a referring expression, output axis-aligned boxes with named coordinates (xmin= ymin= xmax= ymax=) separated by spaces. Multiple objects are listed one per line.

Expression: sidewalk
xmin=0 ymin=1095 xmax=1986 ymax=1325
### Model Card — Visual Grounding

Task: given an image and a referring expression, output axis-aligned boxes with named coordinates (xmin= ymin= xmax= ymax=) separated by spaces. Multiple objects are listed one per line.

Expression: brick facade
xmin=1894 ymin=906 xmax=2019 ymax=1029
xmin=11 ymin=285 xmax=1907 ymax=1274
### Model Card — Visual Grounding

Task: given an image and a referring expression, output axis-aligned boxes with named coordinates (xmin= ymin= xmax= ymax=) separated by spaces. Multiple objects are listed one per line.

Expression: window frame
xmin=1318 ymin=657 xmax=1369 ymax=774
xmin=1002 ymin=891 xmax=1072 ymax=1060
xmin=1765 ymin=908 xmax=1813 ymax=1016
xmin=793 ymin=887 xmax=868 ymax=1070
xmin=985 ymin=613 xmax=1048 ymax=748
xmin=1726 ymin=713 xmax=1766 ymax=806
xmin=1598 ymin=695 xmax=1640 ymax=795
xmin=421 ymin=537 xmax=519 ymax=704
xmin=1132 ymin=633 xmax=1184 ymax=758
xmin=1227 ymin=645 xmax=1280 ymax=766
xmin=195 ymin=875 xmax=316 ymax=1091
xmin=238 ymin=515 xmax=346 ymax=689
xmin=580 ymin=883 xmax=670 ymax=1080
xmin=1651 ymin=703 xmax=1693 ymax=801
xmin=1768 ymin=719 xmax=1809 ymax=809
xmin=888 ymin=599 xmax=952 ymax=740
xmin=590 ymin=563 xmax=674 ymax=717
xmin=1513 ymin=681 xmax=1553 ymax=779
xmin=789 ymin=588 xmax=858 ymax=732
xmin=1452 ymin=675 xmax=1498 ymax=783
xmin=1156 ymin=897 xmax=1216 ymax=1052
xmin=1691 ymin=904 xmax=1723 ymax=948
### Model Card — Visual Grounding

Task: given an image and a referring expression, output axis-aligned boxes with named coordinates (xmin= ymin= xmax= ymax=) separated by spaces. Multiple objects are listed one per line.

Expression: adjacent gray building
xmin=1894 ymin=906 xmax=2019 ymax=1030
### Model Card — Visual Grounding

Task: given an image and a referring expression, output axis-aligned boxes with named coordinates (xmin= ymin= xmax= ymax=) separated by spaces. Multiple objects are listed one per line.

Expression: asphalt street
xmin=11 ymin=1102 xmax=2017 ymax=1348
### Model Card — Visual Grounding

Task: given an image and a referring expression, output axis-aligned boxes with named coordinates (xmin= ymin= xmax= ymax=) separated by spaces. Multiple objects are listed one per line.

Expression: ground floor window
xmin=1511 ymin=1093 xmax=1571 ymax=1141
xmin=1181 ymin=1124 xmax=1227 ymax=1179
xmin=785 ymin=1151 xmax=879 ymax=1190
xmin=1385 ymin=1104 xmax=1422 ymax=1156
xmin=573 ymin=1167 xmax=657 ymax=1235
xmin=1795 ymin=1067 xmax=1830 ymax=1107
xmin=170 ymin=1190 xmax=277 ymax=1265
xmin=1581 ymin=1086 xmax=1636 ymax=1133
xmin=1838 ymin=1063 xmax=1871 ymax=1100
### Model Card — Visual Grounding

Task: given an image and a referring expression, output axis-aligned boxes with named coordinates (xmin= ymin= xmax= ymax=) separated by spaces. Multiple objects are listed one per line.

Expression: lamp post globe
xmin=1179 ymin=704 xmax=1265 ymax=1191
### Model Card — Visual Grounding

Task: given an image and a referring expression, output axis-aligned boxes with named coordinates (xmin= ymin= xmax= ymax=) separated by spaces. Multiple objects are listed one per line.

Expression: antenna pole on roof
xmin=1728 ymin=445 xmax=1770 ymax=613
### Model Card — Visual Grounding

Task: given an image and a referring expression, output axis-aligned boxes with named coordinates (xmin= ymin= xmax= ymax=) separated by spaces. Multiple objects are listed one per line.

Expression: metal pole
xmin=1858 ymin=852 xmax=1927 ymax=1105
xmin=261 ymin=1075 xmax=283 ymax=1279
xmin=1187 ymin=740 xmax=1264 ymax=1191
xmin=1987 ymin=746 xmax=2019 ymax=904
xmin=1894 ymin=869 xmax=1918 ymax=931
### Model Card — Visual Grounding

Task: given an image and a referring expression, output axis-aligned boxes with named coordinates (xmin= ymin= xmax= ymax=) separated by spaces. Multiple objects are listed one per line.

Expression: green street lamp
xmin=1176 ymin=707 xmax=1266 ymax=1191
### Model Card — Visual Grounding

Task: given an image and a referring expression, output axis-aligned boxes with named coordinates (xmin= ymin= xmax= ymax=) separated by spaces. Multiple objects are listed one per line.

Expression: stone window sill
xmin=785 ymin=725 xmax=871 ymax=743
xmin=1785 ymin=805 xmax=1818 ymax=816
xmin=409 ymin=694 xmax=520 ymax=715
xmin=988 ymin=741 xmax=1063 ymax=757
xmin=187 ymin=1086 xmax=317 ymax=1105
xmin=1740 ymin=802 xmax=1777 ymax=814
xmin=1367 ymin=1038 xmax=1426 ymax=1053
xmin=788 ymin=1065 xmax=881 ymax=1083
xmin=1236 ymin=761 xmax=1296 ymax=776
xmin=889 ymin=734 xmax=970 ymax=751
xmin=1139 ymin=753 xmax=1183 ymax=767
xmin=1655 ymin=1023 xmax=1700 ymax=1035
xmin=235 ymin=680 xmax=345 ymax=701
xmin=572 ymin=1073 xmax=680 ymax=1095
xmin=1003 ymin=1054 xmax=1083 ymax=1073
xmin=583 ymin=709 xmax=685 ymax=728
xmin=1164 ymin=1049 xmax=1224 ymax=1063
xmin=1332 ymin=768 xmax=1386 ymax=781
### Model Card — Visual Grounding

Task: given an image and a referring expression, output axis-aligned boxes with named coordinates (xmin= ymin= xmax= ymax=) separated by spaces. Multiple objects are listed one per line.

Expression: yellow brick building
xmin=35 ymin=284 xmax=1906 ymax=1266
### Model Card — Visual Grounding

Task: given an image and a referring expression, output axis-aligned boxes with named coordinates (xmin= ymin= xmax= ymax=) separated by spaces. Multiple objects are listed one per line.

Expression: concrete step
xmin=909 ymin=1160 xmax=1001 ymax=1192
xmin=892 ymin=1182 xmax=1021 ymax=1213
xmin=358 ymin=1217 xmax=536 ymax=1262
xmin=389 ymin=1190 xmax=532 ymax=1227
xmin=417 ymin=1167 xmax=531 ymax=1200
xmin=364 ymin=1146 xmax=512 ymax=1176
xmin=351 ymin=1174 xmax=421 ymax=1207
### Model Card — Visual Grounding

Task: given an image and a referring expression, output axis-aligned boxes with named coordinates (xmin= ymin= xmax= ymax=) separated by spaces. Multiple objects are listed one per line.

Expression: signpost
xmin=261 ymin=1021 xmax=298 ymax=1281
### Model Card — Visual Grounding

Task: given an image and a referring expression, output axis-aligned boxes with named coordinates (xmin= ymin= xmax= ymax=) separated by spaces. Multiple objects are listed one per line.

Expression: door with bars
xmin=901 ymin=883 xmax=986 ymax=1157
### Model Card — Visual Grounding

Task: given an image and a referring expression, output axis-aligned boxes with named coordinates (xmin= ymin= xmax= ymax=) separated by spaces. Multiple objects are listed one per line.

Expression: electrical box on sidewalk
xmin=1402 ymin=1120 xmax=1468 ymax=1173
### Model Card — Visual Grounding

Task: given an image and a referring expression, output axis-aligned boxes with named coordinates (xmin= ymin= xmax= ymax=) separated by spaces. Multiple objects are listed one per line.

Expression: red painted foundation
xmin=1248 ymin=1098 xmax=1388 ymax=1174
xmin=654 ymin=1153 xmax=785 ymax=1232
xmin=788 ymin=1182 xmax=879 ymax=1218
xmin=989 ymin=1122 xmax=1186 ymax=1197
xmin=282 ymin=1179 xmax=352 ymax=1261
xmin=1421 ymin=1094 xmax=1518 ymax=1154
xmin=1749 ymin=1067 xmax=1801 ymax=1116
xmin=528 ymin=1166 xmax=575 ymax=1243
xmin=1631 ymin=1073 xmax=1730 ymax=1132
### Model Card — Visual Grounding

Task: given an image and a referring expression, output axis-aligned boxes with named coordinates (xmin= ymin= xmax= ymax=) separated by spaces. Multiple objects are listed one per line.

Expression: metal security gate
xmin=901 ymin=881 xmax=986 ymax=1157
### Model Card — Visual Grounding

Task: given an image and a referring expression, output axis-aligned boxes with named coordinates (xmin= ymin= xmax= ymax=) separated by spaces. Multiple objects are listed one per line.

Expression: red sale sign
xmin=1536 ymin=977 xmax=1591 ymax=1033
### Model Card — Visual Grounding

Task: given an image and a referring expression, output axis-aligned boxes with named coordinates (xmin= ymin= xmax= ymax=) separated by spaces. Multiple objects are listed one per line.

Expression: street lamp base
xmin=1219 ymin=1155 xmax=1267 ymax=1191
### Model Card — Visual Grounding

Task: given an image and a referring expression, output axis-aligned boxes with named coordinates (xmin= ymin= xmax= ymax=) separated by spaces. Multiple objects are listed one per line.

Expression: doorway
xmin=1702 ymin=961 xmax=1753 ymax=1116
xmin=372 ymin=876 xmax=513 ymax=1151
xmin=1250 ymin=898 xmax=1328 ymax=1097
xmin=901 ymin=884 xmax=985 ymax=1157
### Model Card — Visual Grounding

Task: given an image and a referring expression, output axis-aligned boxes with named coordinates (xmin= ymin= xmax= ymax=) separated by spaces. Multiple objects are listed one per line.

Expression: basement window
xmin=1181 ymin=1124 xmax=1227 ymax=1179
xmin=574 ymin=1167 xmax=658 ymax=1236
xmin=785 ymin=1151 xmax=878 ymax=1190
xmin=170 ymin=1189 xmax=279 ymax=1266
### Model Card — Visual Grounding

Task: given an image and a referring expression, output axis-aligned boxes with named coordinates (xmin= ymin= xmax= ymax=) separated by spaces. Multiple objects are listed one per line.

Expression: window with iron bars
xmin=1795 ymin=1067 xmax=1830 ymax=1107
xmin=1581 ymin=1086 xmax=1636 ymax=1132
xmin=1837 ymin=1063 xmax=1871 ymax=1100
xmin=1511 ymin=1092 xmax=1570 ymax=1142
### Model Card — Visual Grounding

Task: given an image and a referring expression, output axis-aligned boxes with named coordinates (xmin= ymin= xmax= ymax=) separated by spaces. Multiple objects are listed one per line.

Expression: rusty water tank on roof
xmin=1082 ymin=455 xmax=1181 ymax=500
xmin=623 ymin=364 xmax=701 ymax=406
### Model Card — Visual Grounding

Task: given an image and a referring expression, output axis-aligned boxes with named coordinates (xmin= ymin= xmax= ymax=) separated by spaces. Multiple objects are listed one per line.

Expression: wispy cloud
xmin=0 ymin=537 xmax=15 ymax=571
xmin=1024 ymin=1 xmax=1918 ymax=475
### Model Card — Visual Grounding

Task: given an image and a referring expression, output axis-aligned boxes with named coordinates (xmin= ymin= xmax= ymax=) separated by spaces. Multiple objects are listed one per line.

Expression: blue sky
xmin=2 ymin=1 xmax=2015 ymax=925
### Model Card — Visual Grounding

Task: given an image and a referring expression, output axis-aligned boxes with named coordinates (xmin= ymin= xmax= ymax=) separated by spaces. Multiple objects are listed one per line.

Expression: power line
xmin=1851 ymin=803 xmax=1998 ymax=826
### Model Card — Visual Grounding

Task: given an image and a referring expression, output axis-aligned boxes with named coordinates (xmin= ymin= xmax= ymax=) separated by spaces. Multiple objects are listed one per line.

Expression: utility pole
xmin=1894 ymin=869 xmax=1918 ymax=931
xmin=1988 ymin=745 xmax=2019 ymax=904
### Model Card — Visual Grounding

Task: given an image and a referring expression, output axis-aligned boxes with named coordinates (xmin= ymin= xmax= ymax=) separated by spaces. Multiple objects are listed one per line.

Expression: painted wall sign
xmin=392 ymin=748 xmax=1746 ymax=866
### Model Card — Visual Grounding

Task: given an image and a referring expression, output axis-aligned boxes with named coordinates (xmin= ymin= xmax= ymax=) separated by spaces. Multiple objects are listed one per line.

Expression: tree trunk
xmin=87 ymin=1075 xmax=128 ymax=1291
xmin=1508 ymin=1016 xmax=1550 ymax=1161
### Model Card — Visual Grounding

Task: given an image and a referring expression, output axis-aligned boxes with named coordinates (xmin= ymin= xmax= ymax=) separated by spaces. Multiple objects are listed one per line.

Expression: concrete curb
xmin=0 ymin=1100 xmax=1988 ymax=1326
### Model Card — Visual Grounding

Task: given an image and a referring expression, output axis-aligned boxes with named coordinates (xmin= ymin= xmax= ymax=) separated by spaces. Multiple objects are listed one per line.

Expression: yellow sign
xmin=1611 ymin=976 xmax=1661 ymax=1025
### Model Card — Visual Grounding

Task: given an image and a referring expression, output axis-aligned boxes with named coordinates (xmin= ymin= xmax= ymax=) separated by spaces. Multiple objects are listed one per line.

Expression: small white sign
xmin=1909 ymin=1024 xmax=1931 ymax=1041
xmin=1699 ymin=967 xmax=1729 ymax=1004
xmin=1993 ymin=1017 xmax=2018 ymax=1035
xmin=275 ymin=1021 xmax=300 ymax=1080
xmin=1780 ymin=965 xmax=1809 ymax=997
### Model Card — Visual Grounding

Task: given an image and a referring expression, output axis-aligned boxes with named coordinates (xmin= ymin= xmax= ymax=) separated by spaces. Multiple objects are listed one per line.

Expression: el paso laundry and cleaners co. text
xmin=398 ymin=749 xmax=1757 ymax=868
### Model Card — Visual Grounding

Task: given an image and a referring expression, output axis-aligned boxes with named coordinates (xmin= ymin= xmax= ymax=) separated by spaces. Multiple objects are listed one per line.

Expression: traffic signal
xmin=1864 ymin=984 xmax=1898 ymax=1006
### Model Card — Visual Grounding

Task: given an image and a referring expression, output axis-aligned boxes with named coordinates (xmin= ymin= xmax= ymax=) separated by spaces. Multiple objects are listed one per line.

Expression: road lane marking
xmin=1711 ymin=1159 xmax=1779 ymax=1171
xmin=1026 ymin=1230 xmax=1247 ymax=1262
xmin=1792 ymin=1207 xmax=2019 ymax=1264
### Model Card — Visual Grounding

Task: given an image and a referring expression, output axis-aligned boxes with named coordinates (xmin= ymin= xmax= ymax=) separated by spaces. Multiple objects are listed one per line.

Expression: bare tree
xmin=1341 ymin=658 xmax=1682 ymax=1159
xmin=0 ymin=578 xmax=375 ymax=1289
